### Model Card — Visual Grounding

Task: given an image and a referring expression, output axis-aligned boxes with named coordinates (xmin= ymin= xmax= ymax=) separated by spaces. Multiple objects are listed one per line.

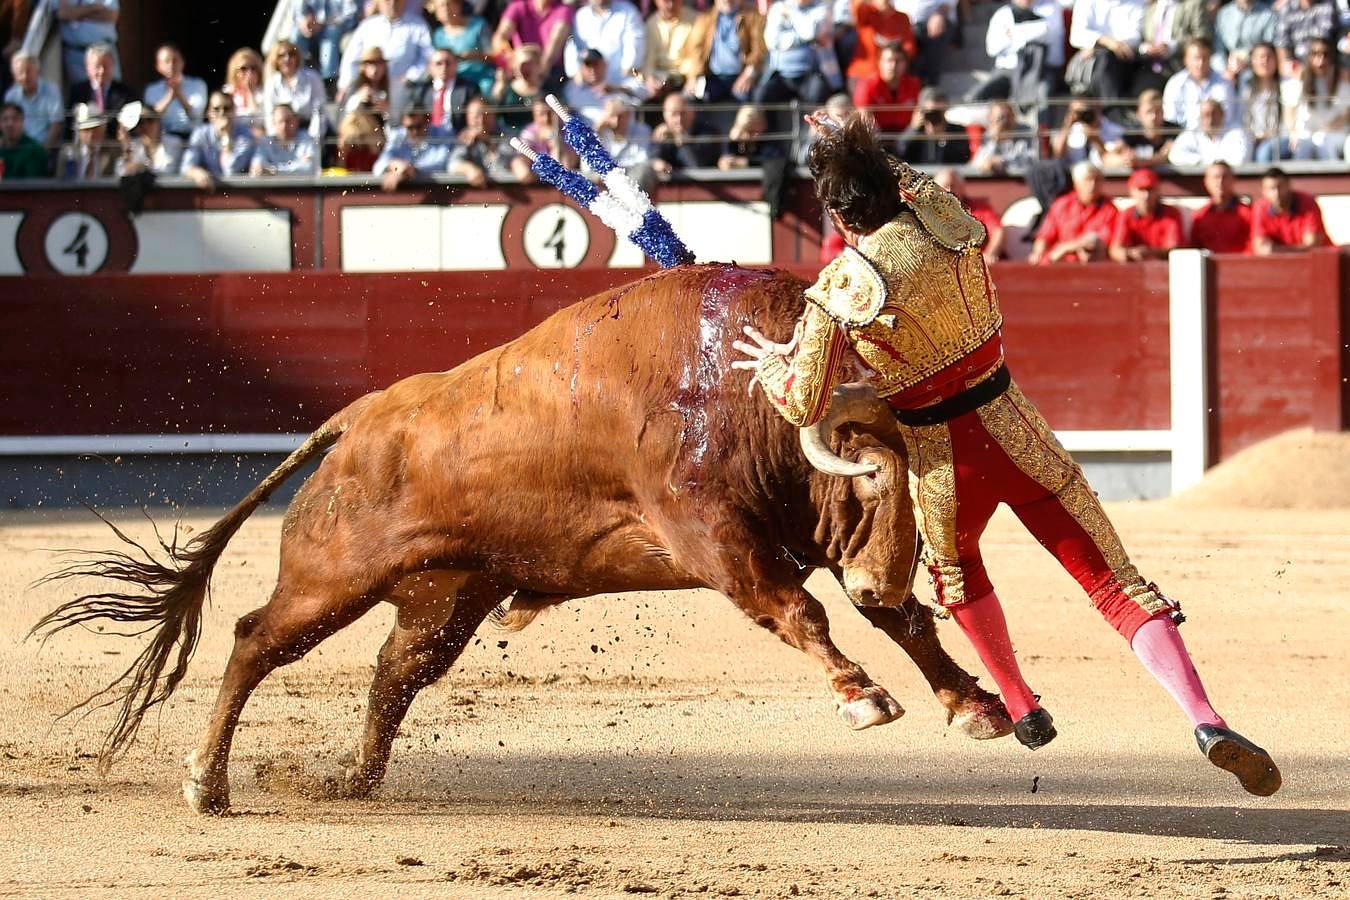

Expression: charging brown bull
xmin=34 ymin=263 xmax=1011 ymax=815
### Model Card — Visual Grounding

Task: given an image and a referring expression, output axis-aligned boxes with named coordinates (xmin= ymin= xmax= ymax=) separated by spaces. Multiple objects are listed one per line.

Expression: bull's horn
xmin=799 ymin=383 xmax=883 ymax=477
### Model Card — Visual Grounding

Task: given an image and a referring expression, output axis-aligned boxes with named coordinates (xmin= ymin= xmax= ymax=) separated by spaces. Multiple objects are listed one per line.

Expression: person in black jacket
xmin=650 ymin=92 xmax=720 ymax=177
xmin=403 ymin=48 xmax=479 ymax=133
xmin=67 ymin=43 xmax=134 ymax=119
xmin=895 ymin=85 xmax=971 ymax=165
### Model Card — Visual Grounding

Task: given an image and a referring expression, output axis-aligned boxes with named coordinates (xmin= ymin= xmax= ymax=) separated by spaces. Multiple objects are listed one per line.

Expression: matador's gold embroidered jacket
xmin=757 ymin=161 xmax=1004 ymax=427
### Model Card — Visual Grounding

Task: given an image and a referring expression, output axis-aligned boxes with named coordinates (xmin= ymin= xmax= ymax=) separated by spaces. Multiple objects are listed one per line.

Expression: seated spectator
xmin=1242 ymin=42 xmax=1285 ymax=162
xmin=977 ymin=0 xmax=1065 ymax=103
xmin=651 ymin=91 xmax=720 ymax=176
xmin=58 ymin=102 xmax=117 ymax=180
xmin=1251 ymin=167 xmax=1329 ymax=253
xmin=969 ymin=99 xmax=1035 ymax=174
xmin=518 ymin=95 xmax=563 ymax=156
xmin=294 ymin=0 xmax=361 ymax=82
xmin=1213 ymin=0 xmax=1277 ymax=78
xmin=592 ymin=95 xmax=653 ymax=188
xmin=263 ymin=40 xmax=327 ymax=139
xmin=224 ymin=48 xmax=266 ymax=135
xmin=1029 ymin=160 xmax=1118 ymax=264
xmin=1067 ymin=0 xmax=1145 ymax=101
xmin=852 ymin=41 xmax=920 ymax=134
xmin=847 ymin=0 xmax=917 ymax=87
xmin=1169 ymin=97 xmax=1252 ymax=165
xmin=374 ymin=107 xmax=450 ymax=188
xmin=1275 ymin=0 xmax=1336 ymax=76
xmin=114 ymin=101 xmax=183 ymax=176
xmin=492 ymin=0 xmax=575 ymax=83
xmin=1189 ymin=160 xmax=1252 ymax=253
xmin=450 ymin=95 xmax=529 ymax=187
xmin=1052 ymin=95 xmax=1126 ymax=167
xmin=250 ymin=103 xmax=319 ymax=175
xmin=644 ymin=0 xmax=698 ymax=98
xmin=68 ymin=43 xmax=133 ymax=120
xmin=718 ymin=103 xmax=773 ymax=168
xmin=333 ymin=108 xmax=385 ymax=172
xmin=54 ymin=0 xmax=119 ymax=88
xmin=934 ymin=166 xmax=1006 ymax=264
xmin=563 ymin=48 xmax=626 ymax=126
xmin=754 ymin=0 xmax=838 ymax=113
xmin=407 ymin=48 xmax=480 ymax=134
xmin=1108 ymin=166 xmax=1182 ymax=261
xmin=145 ymin=44 xmax=209 ymax=141
xmin=564 ymin=0 xmax=646 ymax=94
xmin=491 ymin=43 xmax=547 ymax=133
xmin=1101 ymin=87 xmax=1175 ymax=165
xmin=896 ymin=86 xmax=970 ymax=164
xmin=180 ymin=91 xmax=256 ymax=189
xmin=1283 ymin=37 xmax=1349 ymax=161
xmin=1161 ymin=38 xmax=1236 ymax=132
xmin=6 ymin=52 xmax=62 ymax=152
xmin=678 ymin=0 xmax=766 ymax=105
xmin=338 ymin=0 xmax=434 ymax=117
xmin=1132 ymin=0 xmax=1209 ymax=94
xmin=0 ymin=101 xmax=49 ymax=177
xmin=903 ymin=0 xmax=957 ymax=85
xmin=342 ymin=47 xmax=394 ymax=122
xmin=431 ymin=0 xmax=498 ymax=96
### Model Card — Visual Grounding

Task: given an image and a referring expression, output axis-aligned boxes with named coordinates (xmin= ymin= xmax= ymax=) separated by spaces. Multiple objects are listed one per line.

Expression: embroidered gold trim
xmin=900 ymin=421 xmax=968 ymax=607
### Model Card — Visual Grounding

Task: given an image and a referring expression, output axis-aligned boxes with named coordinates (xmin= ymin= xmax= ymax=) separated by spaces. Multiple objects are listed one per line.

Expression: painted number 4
xmin=43 ymin=212 xmax=109 ymax=275
xmin=63 ymin=222 xmax=92 ymax=269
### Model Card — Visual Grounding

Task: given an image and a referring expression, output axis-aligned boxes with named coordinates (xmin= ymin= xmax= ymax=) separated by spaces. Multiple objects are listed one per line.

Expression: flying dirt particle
xmin=498 ymin=640 xmax=509 ymax=649
xmin=396 ymin=856 xmax=424 ymax=867
xmin=1031 ymin=775 xmax=1040 ymax=793
xmin=81 ymin=804 xmax=93 ymax=813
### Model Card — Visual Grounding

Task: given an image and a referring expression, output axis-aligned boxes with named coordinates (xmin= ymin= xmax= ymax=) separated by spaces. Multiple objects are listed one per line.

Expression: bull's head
xmin=806 ymin=385 xmax=920 ymax=607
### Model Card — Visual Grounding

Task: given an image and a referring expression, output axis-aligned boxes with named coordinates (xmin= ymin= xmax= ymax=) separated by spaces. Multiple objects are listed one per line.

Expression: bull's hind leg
xmin=183 ymin=554 xmax=389 ymax=814
xmin=855 ymin=599 xmax=1014 ymax=740
xmin=337 ymin=571 xmax=505 ymax=798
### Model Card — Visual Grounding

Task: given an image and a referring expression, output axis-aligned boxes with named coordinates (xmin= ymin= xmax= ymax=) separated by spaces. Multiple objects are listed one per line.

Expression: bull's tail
xmin=29 ymin=392 xmax=381 ymax=771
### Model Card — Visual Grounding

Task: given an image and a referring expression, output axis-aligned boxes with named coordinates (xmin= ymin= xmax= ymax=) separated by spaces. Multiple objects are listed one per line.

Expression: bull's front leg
xmin=728 ymin=580 xmax=905 ymax=730
xmin=856 ymin=598 xmax=1014 ymax=740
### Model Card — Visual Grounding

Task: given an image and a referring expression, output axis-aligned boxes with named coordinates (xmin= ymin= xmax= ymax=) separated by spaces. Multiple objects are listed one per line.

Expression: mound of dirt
xmin=1168 ymin=428 xmax=1350 ymax=509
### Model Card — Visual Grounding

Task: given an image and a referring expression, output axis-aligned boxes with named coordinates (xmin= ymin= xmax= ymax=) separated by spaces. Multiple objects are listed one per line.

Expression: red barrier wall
xmin=3 ymin=258 xmax=1345 ymax=459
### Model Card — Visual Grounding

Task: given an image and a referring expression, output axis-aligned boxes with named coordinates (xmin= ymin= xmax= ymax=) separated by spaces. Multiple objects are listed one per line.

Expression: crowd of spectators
xmin=0 ymin=0 xmax=1338 ymax=257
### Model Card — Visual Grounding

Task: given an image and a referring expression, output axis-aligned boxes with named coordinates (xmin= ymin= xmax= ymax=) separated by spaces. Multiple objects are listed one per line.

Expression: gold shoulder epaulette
xmin=802 ymin=247 xmax=888 ymax=327
xmin=888 ymin=157 xmax=987 ymax=252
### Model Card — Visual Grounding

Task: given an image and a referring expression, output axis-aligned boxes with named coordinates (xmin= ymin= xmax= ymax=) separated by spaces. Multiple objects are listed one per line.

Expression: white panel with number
xmin=44 ymin=211 xmax=109 ymax=275
xmin=129 ymin=210 xmax=292 ymax=273
xmin=521 ymin=203 xmax=589 ymax=268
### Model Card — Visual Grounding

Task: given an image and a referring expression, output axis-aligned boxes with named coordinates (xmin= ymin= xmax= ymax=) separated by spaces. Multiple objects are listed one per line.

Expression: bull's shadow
xmin=351 ymin=749 xmax=1348 ymax=846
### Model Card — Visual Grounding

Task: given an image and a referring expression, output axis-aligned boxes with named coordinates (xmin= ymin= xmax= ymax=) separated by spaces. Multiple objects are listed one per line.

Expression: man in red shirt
xmin=1108 ymin=167 xmax=1183 ymax=262
xmin=1190 ymin=161 xmax=1251 ymax=254
xmin=851 ymin=42 xmax=921 ymax=135
xmin=935 ymin=166 xmax=1006 ymax=265
xmin=1029 ymin=161 xmax=1119 ymax=264
xmin=1252 ymin=168 xmax=1329 ymax=255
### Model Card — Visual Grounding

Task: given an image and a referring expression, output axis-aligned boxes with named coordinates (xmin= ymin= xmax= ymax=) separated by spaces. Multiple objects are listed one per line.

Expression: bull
xmin=35 ymin=263 xmax=1011 ymax=815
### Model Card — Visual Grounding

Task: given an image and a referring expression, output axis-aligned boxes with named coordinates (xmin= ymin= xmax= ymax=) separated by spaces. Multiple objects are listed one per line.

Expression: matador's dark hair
xmin=806 ymin=112 xmax=902 ymax=236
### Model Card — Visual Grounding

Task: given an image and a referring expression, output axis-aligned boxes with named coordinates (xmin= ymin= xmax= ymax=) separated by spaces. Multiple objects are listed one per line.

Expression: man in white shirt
xmin=975 ymin=0 xmax=1066 ymax=102
xmin=1068 ymin=0 xmax=1145 ymax=99
xmin=250 ymin=104 xmax=319 ymax=176
xmin=5 ymin=52 xmax=64 ymax=150
xmin=1168 ymin=97 xmax=1252 ymax=166
xmin=338 ymin=0 xmax=434 ymax=116
xmin=564 ymin=0 xmax=647 ymax=93
xmin=143 ymin=43 xmax=209 ymax=139
xmin=755 ymin=0 xmax=836 ymax=110
xmin=1161 ymin=37 xmax=1236 ymax=131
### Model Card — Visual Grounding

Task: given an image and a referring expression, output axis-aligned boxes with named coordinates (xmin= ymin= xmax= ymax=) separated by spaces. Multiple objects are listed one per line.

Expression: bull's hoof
xmin=837 ymin=687 xmax=905 ymax=730
xmin=950 ymin=701 xmax=1015 ymax=740
xmin=183 ymin=773 xmax=230 ymax=815
xmin=334 ymin=751 xmax=380 ymax=800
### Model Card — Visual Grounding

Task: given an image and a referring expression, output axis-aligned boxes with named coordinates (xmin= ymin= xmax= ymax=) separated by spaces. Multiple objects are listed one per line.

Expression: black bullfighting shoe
xmin=1013 ymin=708 xmax=1057 ymax=750
xmin=1195 ymin=724 xmax=1282 ymax=796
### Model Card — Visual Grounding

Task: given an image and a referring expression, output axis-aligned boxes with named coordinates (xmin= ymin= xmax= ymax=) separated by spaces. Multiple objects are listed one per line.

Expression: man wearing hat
xmin=59 ymin=101 xmax=116 ymax=180
xmin=1108 ymin=167 xmax=1184 ymax=262
xmin=114 ymin=100 xmax=183 ymax=175
xmin=0 ymin=102 xmax=50 ymax=178
xmin=562 ymin=48 xmax=628 ymax=126
xmin=337 ymin=0 xmax=433 ymax=116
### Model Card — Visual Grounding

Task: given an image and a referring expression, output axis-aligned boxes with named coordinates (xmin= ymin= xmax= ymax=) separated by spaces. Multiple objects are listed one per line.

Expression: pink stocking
xmin=1130 ymin=614 xmax=1226 ymax=728
xmin=950 ymin=590 xmax=1040 ymax=722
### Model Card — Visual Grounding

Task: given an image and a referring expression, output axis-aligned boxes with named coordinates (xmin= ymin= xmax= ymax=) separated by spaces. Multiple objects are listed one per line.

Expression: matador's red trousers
xmin=894 ymin=378 xmax=1169 ymax=641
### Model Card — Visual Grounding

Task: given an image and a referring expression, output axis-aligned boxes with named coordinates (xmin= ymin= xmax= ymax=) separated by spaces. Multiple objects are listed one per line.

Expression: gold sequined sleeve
xmin=755 ymin=301 xmax=850 ymax=427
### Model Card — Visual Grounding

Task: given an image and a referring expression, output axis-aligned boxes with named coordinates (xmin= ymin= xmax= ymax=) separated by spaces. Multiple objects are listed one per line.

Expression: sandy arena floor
xmin=1 ymin=496 xmax=1347 ymax=898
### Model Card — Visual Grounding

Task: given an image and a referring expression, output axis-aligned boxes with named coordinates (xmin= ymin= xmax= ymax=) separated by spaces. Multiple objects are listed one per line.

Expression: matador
xmin=732 ymin=112 xmax=1281 ymax=796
